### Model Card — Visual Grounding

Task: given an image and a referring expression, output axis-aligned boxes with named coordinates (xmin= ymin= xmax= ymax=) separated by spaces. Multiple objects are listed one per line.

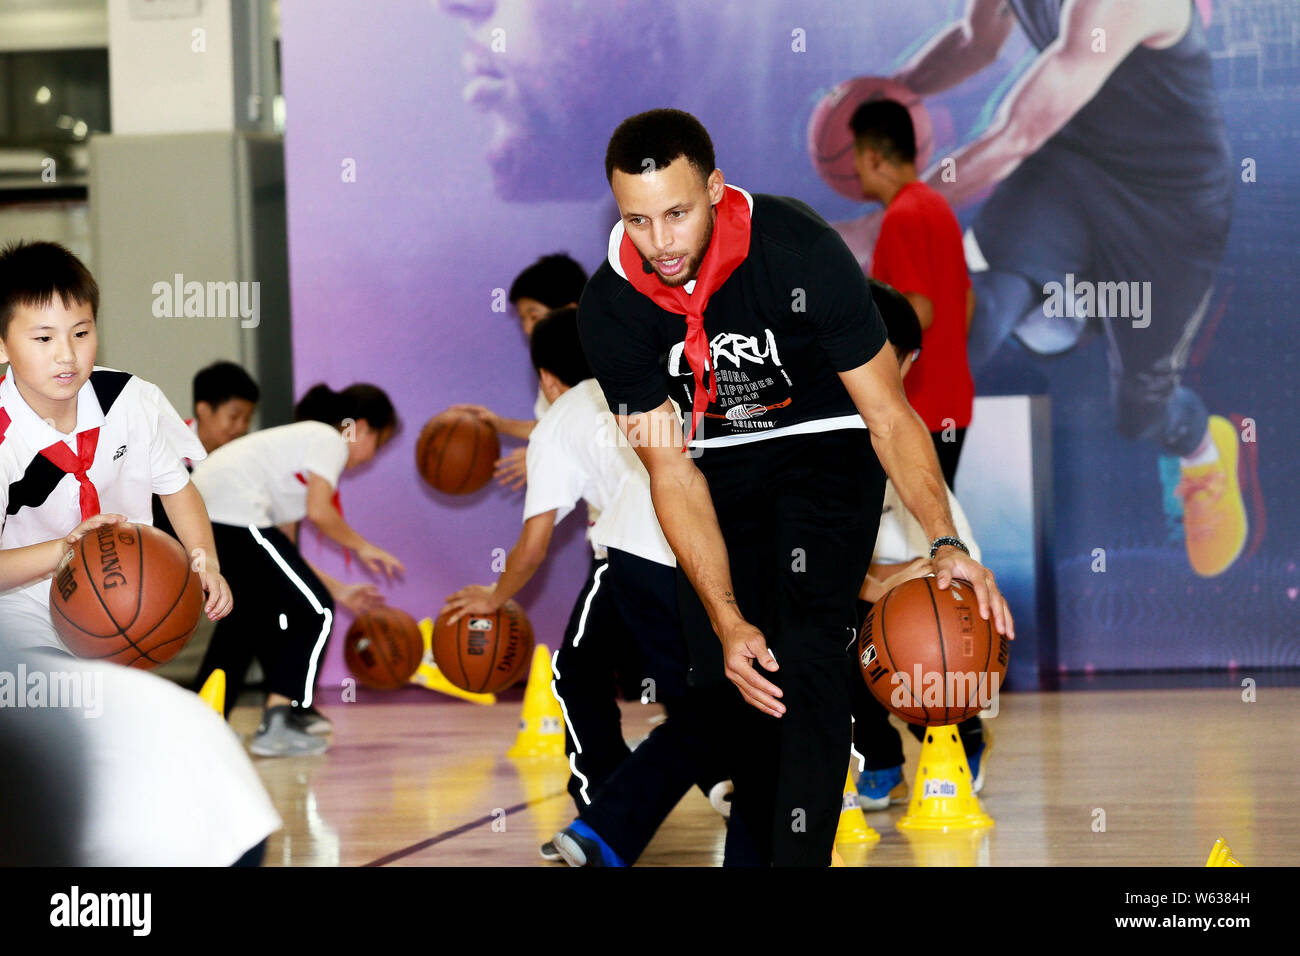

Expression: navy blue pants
xmin=583 ymin=430 xmax=885 ymax=867
xmin=553 ymin=552 xmax=725 ymax=815
xmin=195 ymin=524 xmax=334 ymax=717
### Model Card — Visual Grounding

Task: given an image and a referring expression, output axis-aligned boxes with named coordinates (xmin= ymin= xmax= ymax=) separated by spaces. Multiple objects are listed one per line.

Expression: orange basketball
xmin=415 ymin=410 xmax=499 ymax=494
xmin=343 ymin=606 xmax=423 ymax=690
xmin=858 ymin=576 xmax=1008 ymax=726
xmin=50 ymin=522 xmax=203 ymax=669
xmin=431 ymin=599 xmax=532 ymax=694
xmin=807 ymin=75 xmax=934 ymax=201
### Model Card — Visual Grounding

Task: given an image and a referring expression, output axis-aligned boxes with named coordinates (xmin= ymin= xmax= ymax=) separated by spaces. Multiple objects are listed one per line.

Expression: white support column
xmin=106 ymin=0 xmax=275 ymax=135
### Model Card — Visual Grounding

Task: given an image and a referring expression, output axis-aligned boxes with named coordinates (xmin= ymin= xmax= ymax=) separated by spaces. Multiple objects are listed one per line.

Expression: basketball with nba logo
xmin=858 ymin=575 xmax=1008 ymax=726
xmin=431 ymin=600 xmax=533 ymax=694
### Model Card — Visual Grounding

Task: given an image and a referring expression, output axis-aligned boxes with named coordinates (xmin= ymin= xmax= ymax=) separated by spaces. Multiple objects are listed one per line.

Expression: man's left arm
xmin=838 ymin=347 xmax=1014 ymax=638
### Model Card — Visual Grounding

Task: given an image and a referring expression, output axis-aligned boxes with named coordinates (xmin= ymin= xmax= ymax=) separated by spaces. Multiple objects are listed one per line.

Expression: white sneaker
xmin=708 ymin=780 xmax=733 ymax=819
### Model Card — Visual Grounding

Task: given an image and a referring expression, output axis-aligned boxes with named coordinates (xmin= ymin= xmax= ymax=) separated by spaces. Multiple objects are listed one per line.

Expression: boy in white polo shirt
xmin=190 ymin=383 xmax=403 ymax=755
xmin=851 ymin=280 xmax=989 ymax=809
xmin=441 ymin=307 xmax=729 ymax=865
xmin=0 ymin=240 xmax=232 ymax=654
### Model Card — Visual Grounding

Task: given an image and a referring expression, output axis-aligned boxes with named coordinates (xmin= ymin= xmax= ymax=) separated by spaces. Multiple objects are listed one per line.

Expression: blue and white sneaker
xmin=553 ymin=820 xmax=626 ymax=867
xmin=856 ymin=764 xmax=907 ymax=811
xmin=967 ymin=727 xmax=992 ymax=794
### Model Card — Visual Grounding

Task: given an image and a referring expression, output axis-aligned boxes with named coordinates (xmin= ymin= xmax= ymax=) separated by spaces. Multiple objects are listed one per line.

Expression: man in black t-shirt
xmin=564 ymin=109 xmax=1013 ymax=868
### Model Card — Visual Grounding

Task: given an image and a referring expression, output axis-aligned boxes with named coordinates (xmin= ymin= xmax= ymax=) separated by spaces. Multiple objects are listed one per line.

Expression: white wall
xmin=0 ymin=201 xmax=93 ymax=268
xmin=0 ymin=0 xmax=109 ymax=52
xmin=107 ymin=0 xmax=237 ymax=134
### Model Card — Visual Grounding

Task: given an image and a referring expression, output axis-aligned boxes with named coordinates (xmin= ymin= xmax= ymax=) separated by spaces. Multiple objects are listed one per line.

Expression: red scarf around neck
xmin=41 ymin=429 xmax=101 ymax=521
xmin=618 ymin=185 xmax=752 ymax=446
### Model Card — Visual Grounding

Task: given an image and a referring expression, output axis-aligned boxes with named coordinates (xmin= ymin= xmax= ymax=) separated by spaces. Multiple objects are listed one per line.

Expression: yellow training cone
xmin=198 ymin=668 xmax=226 ymax=716
xmin=897 ymin=724 xmax=994 ymax=832
xmin=1206 ymin=838 xmax=1243 ymax=867
xmin=411 ymin=618 xmax=496 ymax=705
xmin=830 ymin=848 xmax=846 ymax=867
xmin=835 ymin=767 xmax=881 ymax=845
xmin=506 ymin=644 xmax=566 ymax=759
xmin=901 ymin=827 xmax=990 ymax=867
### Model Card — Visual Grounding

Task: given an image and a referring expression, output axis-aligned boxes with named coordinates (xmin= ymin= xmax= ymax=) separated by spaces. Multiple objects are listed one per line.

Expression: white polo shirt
xmin=524 ymin=378 xmax=673 ymax=567
xmin=873 ymin=480 xmax=981 ymax=566
xmin=191 ymin=420 xmax=348 ymax=528
xmin=534 ymin=385 xmax=605 ymax=558
xmin=0 ymin=368 xmax=204 ymax=649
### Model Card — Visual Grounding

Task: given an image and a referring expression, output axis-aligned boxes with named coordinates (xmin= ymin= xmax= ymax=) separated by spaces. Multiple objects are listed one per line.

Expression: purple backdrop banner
xmin=281 ymin=0 xmax=1299 ymax=684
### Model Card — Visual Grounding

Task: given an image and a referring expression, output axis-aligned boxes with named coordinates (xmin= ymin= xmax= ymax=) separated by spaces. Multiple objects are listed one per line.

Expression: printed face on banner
xmin=439 ymin=0 xmax=681 ymax=201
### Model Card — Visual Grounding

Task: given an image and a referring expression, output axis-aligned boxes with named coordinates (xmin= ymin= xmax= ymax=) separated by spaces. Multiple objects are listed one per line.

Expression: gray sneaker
xmin=290 ymin=704 xmax=332 ymax=736
xmin=249 ymin=705 xmax=329 ymax=757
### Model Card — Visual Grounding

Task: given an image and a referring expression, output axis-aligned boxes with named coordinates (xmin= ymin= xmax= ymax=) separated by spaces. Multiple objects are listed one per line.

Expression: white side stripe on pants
xmin=549 ymin=561 xmax=608 ymax=806
xmin=249 ymin=524 xmax=333 ymax=709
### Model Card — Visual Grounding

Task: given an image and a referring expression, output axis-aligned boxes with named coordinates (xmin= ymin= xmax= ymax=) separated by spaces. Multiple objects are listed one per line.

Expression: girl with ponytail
xmin=190 ymin=382 xmax=404 ymax=756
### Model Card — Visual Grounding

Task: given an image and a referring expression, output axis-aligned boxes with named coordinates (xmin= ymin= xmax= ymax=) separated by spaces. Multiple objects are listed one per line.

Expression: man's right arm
xmin=892 ymin=0 xmax=1016 ymax=97
xmin=618 ymin=402 xmax=786 ymax=716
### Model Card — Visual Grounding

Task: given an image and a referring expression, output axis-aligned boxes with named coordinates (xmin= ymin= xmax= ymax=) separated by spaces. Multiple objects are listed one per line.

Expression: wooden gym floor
xmin=232 ymin=684 xmax=1300 ymax=867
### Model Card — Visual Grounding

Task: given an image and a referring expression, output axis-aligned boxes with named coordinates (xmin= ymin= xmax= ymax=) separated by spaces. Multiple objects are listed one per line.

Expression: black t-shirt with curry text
xmin=577 ymin=192 xmax=887 ymax=448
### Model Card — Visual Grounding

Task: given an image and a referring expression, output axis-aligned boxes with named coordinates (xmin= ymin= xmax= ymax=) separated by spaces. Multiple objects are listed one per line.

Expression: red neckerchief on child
xmin=0 ymin=372 xmax=102 ymax=519
xmin=618 ymin=186 xmax=752 ymax=446
xmin=40 ymin=430 xmax=102 ymax=521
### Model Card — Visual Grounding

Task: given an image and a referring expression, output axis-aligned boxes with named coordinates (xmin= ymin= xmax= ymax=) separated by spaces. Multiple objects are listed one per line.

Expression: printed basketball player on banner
xmin=825 ymin=1 xmax=1252 ymax=589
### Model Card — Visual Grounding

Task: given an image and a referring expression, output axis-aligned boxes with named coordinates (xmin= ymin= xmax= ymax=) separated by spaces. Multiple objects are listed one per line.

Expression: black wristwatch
xmin=929 ymin=536 xmax=970 ymax=559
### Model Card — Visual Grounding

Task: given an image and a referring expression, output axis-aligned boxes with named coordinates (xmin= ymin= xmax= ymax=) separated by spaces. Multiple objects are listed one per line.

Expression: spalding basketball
xmin=807 ymin=75 xmax=934 ymax=201
xmin=431 ymin=600 xmax=533 ymax=694
xmin=858 ymin=576 xmax=1008 ymax=726
xmin=415 ymin=410 xmax=499 ymax=494
xmin=343 ymin=606 xmax=423 ymax=690
xmin=50 ymin=522 xmax=204 ymax=669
